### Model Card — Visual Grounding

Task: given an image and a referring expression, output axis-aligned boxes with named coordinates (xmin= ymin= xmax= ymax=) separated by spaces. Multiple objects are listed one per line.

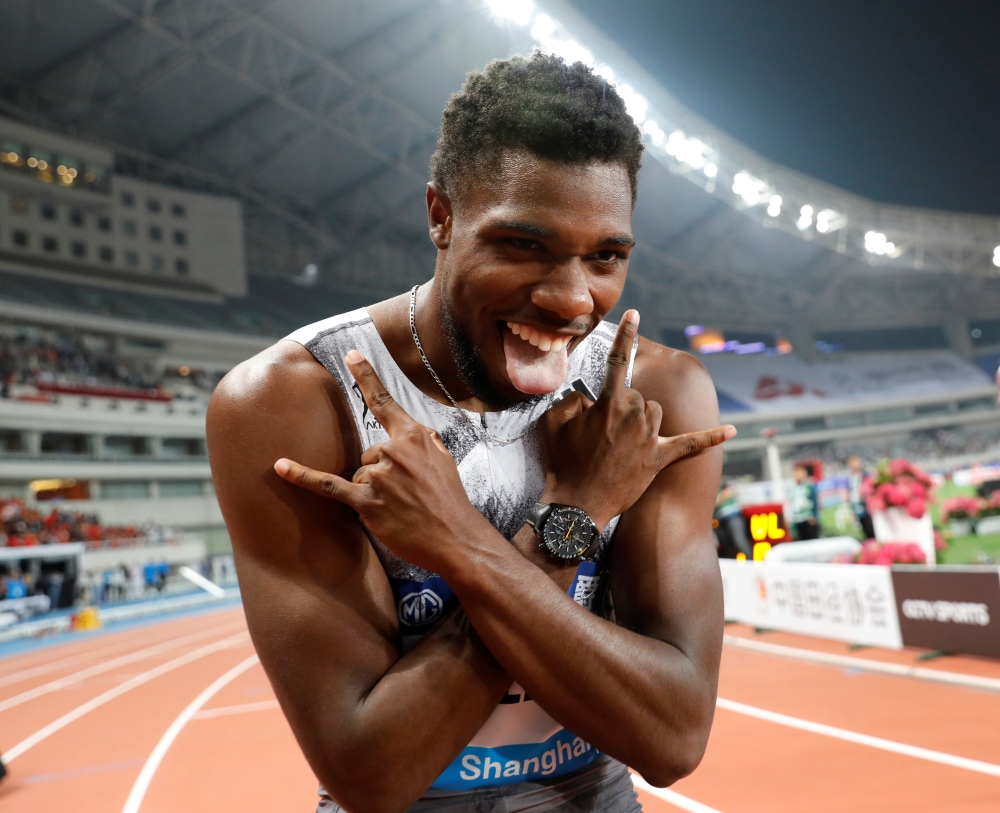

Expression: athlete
xmin=208 ymin=52 xmax=734 ymax=812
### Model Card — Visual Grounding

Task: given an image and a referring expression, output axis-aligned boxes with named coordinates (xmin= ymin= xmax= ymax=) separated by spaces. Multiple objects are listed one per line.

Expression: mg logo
xmin=398 ymin=589 xmax=444 ymax=627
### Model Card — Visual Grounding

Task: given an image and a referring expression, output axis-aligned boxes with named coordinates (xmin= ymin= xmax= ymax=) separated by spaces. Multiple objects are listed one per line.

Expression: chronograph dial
xmin=525 ymin=502 xmax=600 ymax=561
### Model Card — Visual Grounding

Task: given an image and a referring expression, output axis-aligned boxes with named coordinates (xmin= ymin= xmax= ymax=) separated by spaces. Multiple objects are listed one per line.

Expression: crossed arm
xmin=207 ymin=320 xmax=728 ymax=813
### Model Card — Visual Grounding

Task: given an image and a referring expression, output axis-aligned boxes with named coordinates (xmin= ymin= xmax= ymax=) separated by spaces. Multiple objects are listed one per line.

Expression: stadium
xmin=0 ymin=1 xmax=998 ymax=811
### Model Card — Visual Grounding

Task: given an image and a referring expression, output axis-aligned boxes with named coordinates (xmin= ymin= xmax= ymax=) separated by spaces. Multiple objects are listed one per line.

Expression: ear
xmin=426 ymin=182 xmax=453 ymax=250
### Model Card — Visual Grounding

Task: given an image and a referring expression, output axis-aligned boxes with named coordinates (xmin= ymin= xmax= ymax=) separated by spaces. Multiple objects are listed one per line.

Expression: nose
xmin=529 ymin=258 xmax=594 ymax=322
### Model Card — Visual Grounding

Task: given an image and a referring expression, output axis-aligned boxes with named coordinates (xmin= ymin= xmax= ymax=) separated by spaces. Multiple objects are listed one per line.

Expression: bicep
xmin=609 ymin=349 xmax=724 ymax=668
xmin=206 ymin=352 xmax=401 ymax=756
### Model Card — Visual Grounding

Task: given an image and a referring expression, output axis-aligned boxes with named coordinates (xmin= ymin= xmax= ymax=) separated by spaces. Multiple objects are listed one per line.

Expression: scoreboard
xmin=739 ymin=503 xmax=789 ymax=560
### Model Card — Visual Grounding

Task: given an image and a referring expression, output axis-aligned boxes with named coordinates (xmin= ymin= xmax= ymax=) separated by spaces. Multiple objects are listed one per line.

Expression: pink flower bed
xmin=940 ymin=496 xmax=982 ymax=522
xmin=854 ymin=540 xmax=927 ymax=565
xmin=861 ymin=459 xmax=935 ymax=519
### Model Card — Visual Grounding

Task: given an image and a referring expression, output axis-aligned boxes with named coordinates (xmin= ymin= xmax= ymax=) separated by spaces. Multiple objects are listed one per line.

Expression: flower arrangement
xmin=854 ymin=540 xmax=927 ymax=565
xmin=941 ymin=496 xmax=983 ymax=523
xmin=861 ymin=459 xmax=935 ymax=519
xmin=976 ymin=491 xmax=1000 ymax=519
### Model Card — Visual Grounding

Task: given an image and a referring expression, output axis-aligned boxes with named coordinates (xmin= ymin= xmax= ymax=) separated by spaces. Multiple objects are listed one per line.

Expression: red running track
xmin=1 ymin=607 xmax=998 ymax=812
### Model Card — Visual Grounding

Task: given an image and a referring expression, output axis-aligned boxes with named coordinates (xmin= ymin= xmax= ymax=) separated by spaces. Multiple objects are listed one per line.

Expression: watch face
xmin=543 ymin=506 xmax=596 ymax=559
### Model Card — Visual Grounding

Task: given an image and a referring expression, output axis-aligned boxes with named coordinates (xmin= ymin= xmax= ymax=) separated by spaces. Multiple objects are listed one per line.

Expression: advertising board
xmin=720 ymin=560 xmax=903 ymax=649
xmin=891 ymin=567 xmax=1000 ymax=658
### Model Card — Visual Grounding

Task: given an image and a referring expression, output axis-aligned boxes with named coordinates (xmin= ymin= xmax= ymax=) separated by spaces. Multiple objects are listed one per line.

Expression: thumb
xmin=274 ymin=458 xmax=368 ymax=509
xmin=541 ymin=390 xmax=592 ymax=432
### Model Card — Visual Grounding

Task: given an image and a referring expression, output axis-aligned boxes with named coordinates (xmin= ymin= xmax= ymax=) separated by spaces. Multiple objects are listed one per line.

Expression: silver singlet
xmin=286 ymin=308 xmax=641 ymax=813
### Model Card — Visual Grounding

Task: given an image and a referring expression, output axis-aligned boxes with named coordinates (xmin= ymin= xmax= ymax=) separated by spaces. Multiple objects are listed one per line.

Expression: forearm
xmin=441 ymin=521 xmax=717 ymax=784
xmin=272 ymin=605 xmax=509 ymax=813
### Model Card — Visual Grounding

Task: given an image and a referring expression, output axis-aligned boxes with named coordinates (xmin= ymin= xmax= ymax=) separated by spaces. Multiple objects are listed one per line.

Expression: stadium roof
xmin=3 ymin=0 xmax=1000 ymax=343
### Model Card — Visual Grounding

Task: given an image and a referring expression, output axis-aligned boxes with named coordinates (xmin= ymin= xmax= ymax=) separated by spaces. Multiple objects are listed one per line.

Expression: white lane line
xmin=0 ymin=611 xmax=243 ymax=687
xmin=0 ymin=631 xmax=249 ymax=763
xmin=122 ymin=654 xmax=260 ymax=813
xmin=192 ymin=699 xmax=280 ymax=719
xmin=0 ymin=623 xmax=244 ymax=713
xmin=631 ymin=774 xmax=725 ymax=813
xmin=723 ymin=635 xmax=1000 ymax=693
xmin=717 ymin=697 xmax=1000 ymax=778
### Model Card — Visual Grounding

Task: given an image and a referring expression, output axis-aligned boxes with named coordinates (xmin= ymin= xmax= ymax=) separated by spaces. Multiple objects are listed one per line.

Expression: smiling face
xmin=430 ymin=151 xmax=635 ymax=407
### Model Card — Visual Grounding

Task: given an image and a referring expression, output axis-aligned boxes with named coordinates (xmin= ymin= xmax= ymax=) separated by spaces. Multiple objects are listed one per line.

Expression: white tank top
xmin=286 ymin=308 xmax=635 ymax=794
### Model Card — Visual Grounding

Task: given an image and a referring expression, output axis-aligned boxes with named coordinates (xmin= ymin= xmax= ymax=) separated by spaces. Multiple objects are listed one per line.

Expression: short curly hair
xmin=431 ymin=51 xmax=644 ymax=207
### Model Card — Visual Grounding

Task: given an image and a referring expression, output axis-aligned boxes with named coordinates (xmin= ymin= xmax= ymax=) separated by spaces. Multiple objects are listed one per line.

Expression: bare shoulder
xmin=629 ymin=336 xmax=718 ymax=432
xmin=209 ymin=340 xmax=336 ymax=422
xmin=206 ymin=340 xmax=360 ymax=544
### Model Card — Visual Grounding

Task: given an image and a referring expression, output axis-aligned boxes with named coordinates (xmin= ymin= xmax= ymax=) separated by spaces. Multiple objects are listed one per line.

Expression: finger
xmin=643 ymin=399 xmax=663 ymax=439
xmin=656 ymin=425 xmax=737 ymax=467
xmin=601 ymin=310 xmax=639 ymax=400
xmin=345 ymin=350 xmax=415 ymax=436
xmin=428 ymin=429 xmax=448 ymax=454
xmin=274 ymin=458 xmax=369 ymax=509
xmin=541 ymin=390 xmax=591 ymax=431
xmin=360 ymin=444 xmax=388 ymax=467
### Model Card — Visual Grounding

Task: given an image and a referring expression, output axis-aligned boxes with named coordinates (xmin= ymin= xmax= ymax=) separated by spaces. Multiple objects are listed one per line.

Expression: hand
xmin=273 ymin=350 xmax=486 ymax=574
xmin=537 ymin=311 xmax=736 ymax=531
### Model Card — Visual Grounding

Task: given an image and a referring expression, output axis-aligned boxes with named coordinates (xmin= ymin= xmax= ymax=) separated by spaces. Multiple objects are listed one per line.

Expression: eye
xmin=593 ymin=250 xmax=624 ymax=263
xmin=506 ymin=237 xmax=542 ymax=251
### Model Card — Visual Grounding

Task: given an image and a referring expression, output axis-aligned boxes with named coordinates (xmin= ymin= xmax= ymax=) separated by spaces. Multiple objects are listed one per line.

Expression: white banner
xmin=719 ymin=560 xmax=903 ymax=649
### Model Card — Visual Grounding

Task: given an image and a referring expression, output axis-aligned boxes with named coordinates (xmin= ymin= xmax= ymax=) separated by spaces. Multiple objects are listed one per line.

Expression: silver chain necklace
xmin=409 ymin=285 xmax=539 ymax=446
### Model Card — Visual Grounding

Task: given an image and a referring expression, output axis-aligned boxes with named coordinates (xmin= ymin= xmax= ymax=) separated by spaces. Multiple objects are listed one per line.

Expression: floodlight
xmin=485 ymin=0 xmax=534 ymax=26
xmin=767 ymin=195 xmax=782 ymax=217
xmin=704 ymin=163 xmax=718 ymax=178
xmin=643 ymin=119 xmax=665 ymax=144
xmin=616 ymin=83 xmax=647 ymax=123
xmin=796 ymin=205 xmax=814 ymax=231
xmin=732 ymin=171 xmax=767 ymax=205
xmin=993 ymin=246 xmax=1000 ymax=267
xmin=864 ymin=230 xmax=895 ymax=256
xmin=530 ymin=13 xmax=556 ymax=39
xmin=815 ymin=208 xmax=845 ymax=234
xmin=665 ymin=131 xmax=714 ymax=170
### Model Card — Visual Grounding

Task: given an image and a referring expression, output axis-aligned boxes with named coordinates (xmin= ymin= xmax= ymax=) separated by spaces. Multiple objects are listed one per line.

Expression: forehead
xmin=457 ymin=152 xmax=633 ymax=229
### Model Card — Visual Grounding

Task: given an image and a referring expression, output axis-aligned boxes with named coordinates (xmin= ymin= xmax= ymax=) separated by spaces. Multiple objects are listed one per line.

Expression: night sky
xmin=572 ymin=0 xmax=1000 ymax=216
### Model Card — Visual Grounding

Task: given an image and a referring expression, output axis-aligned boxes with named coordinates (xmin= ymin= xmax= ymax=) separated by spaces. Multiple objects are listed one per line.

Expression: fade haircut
xmin=431 ymin=50 xmax=644 ymax=207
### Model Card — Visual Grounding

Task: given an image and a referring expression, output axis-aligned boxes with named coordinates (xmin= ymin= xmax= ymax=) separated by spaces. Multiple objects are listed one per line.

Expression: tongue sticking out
xmin=503 ymin=327 xmax=568 ymax=395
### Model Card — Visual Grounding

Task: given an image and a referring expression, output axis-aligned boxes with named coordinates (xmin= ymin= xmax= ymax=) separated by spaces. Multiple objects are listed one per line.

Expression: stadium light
xmin=667 ymin=131 xmax=713 ymax=170
xmin=815 ymin=208 xmax=846 ymax=234
xmin=642 ymin=119 xmax=666 ymax=145
xmin=864 ymin=230 xmax=895 ymax=256
xmin=485 ymin=0 xmax=534 ymax=26
xmin=530 ymin=13 xmax=596 ymax=71
xmin=703 ymin=163 xmax=718 ymax=178
xmin=797 ymin=205 xmax=814 ymax=231
xmin=767 ymin=195 xmax=782 ymax=217
xmin=993 ymin=246 xmax=1000 ymax=267
xmin=732 ymin=171 xmax=768 ymax=206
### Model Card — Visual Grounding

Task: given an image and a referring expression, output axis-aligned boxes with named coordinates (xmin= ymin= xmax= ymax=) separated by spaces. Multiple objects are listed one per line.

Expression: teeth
xmin=507 ymin=323 xmax=568 ymax=353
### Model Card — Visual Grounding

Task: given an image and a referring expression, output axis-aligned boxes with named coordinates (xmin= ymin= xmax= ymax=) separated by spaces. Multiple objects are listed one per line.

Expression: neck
xmin=367 ymin=280 xmax=494 ymax=414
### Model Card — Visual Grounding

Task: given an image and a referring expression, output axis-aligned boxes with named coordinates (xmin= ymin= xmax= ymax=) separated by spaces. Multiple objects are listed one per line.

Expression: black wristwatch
xmin=525 ymin=502 xmax=601 ymax=561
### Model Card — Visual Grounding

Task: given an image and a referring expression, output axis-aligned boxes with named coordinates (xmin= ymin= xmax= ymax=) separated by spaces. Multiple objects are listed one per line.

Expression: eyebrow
xmin=488 ymin=220 xmax=635 ymax=248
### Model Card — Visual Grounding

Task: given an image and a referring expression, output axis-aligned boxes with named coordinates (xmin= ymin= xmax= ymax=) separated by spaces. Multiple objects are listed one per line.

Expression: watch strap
xmin=525 ymin=501 xmax=553 ymax=532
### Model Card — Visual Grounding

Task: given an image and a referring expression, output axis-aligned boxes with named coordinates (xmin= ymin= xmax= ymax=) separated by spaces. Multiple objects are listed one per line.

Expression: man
xmin=791 ymin=464 xmax=820 ymax=541
xmin=846 ymin=455 xmax=874 ymax=539
xmin=208 ymin=52 xmax=734 ymax=813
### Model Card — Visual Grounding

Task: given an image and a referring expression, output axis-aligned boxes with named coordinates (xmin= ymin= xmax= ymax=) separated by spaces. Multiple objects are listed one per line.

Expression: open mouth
xmin=499 ymin=321 xmax=571 ymax=395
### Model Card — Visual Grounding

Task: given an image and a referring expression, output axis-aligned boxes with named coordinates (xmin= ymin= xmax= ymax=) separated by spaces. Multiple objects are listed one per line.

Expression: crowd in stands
xmin=0 ymin=497 xmax=171 ymax=548
xmin=789 ymin=425 xmax=1000 ymax=471
xmin=0 ymin=326 xmax=221 ymax=398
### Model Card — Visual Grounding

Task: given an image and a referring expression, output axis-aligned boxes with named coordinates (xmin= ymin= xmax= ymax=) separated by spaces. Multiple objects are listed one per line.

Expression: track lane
xmin=3 ymin=610 xmax=999 ymax=812
xmin=0 ymin=640 xmax=258 ymax=813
